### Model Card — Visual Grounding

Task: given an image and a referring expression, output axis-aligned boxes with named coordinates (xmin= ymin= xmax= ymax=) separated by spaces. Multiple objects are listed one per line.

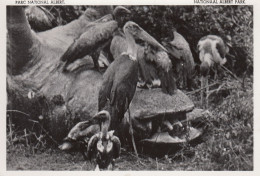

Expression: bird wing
xmin=25 ymin=6 xmax=56 ymax=32
xmin=110 ymin=55 xmax=138 ymax=118
xmin=67 ymin=120 xmax=93 ymax=140
xmin=198 ymin=35 xmax=227 ymax=65
xmin=110 ymin=135 xmax=121 ymax=159
xmin=163 ymin=42 xmax=183 ymax=60
xmin=110 ymin=32 xmax=176 ymax=95
xmin=215 ymin=38 xmax=228 ymax=59
xmin=86 ymin=133 xmax=100 ymax=160
xmin=167 ymin=31 xmax=195 ymax=76
xmin=60 ymin=20 xmax=118 ymax=64
xmin=138 ymin=45 xmax=176 ymax=95
xmin=99 ymin=55 xmax=138 ymax=122
xmin=137 ymin=46 xmax=159 ymax=85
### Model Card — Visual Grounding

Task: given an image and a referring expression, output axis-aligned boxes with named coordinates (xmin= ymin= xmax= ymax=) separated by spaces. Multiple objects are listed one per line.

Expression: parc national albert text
xmin=15 ymin=0 xmax=65 ymax=5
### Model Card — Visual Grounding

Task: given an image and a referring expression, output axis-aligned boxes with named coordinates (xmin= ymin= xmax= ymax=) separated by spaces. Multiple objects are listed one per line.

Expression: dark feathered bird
xmin=58 ymin=120 xmax=100 ymax=160
xmin=163 ymin=30 xmax=195 ymax=90
xmin=60 ymin=6 xmax=131 ymax=72
xmin=98 ymin=21 xmax=171 ymax=156
xmin=197 ymin=35 xmax=229 ymax=108
xmin=86 ymin=110 xmax=121 ymax=170
xmin=110 ymin=28 xmax=176 ymax=95
xmin=25 ymin=6 xmax=57 ymax=32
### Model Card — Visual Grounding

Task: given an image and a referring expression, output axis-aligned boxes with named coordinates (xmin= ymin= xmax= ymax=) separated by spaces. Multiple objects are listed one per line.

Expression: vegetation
xmin=7 ymin=5 xmax=253 ymax=170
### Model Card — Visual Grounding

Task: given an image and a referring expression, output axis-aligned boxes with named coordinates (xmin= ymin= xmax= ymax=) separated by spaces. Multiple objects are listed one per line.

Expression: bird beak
xmin=138 ymin=29 xmax=168 ymax=52
xmin=89 ymin=113 xmax=100 ymax=124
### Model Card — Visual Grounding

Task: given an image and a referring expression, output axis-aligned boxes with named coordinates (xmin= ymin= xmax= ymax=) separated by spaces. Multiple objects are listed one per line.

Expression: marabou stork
xmin=60 ymin=6 xmax=131 ymax=72
xmin=197 ymin=35 xmax=229 ymax=108
xmin=98 ymin=21 xmax=173 ymax=156
xmin=162 ymin=30 xmax=195 ymax=90
xmin=86 ymin=110 xmax=121 ymax=170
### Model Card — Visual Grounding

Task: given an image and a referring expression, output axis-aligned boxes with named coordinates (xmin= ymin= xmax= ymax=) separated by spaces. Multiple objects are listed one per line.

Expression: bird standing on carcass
xmin=25 ymin=6 xmax=58 ymax=32
xmin=86 ymin=110 xmax=121 ymax=171
xmin=110 ymin=25 xmax=176 ymax=95
xmin=60 ymin=6 xmax=131 ymax=72
xmin=162 ymin=30 xmax=195 ymax=90
xmin=197 ymin=35 xmax=229 ymax=109
xmin=98 ymin=21 xmax=175 ymax=156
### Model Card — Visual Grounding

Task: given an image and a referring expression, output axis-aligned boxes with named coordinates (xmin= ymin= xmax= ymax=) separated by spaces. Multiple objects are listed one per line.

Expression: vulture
xmin=98 ymin=21 xmax=174 ymax=155
xmin=25 ymin=6 xmax=57 ymax=32
xmin=162 ymin=30 xmax=195 ymax=90
xmin=58 ymin=120 xmax=100 ymax=160
xmin=110 ymin=27 xmax=176 ymax=94
xmin=60 ymin=6 xmax=131 ymax=72
xmin=197 ymin=35 xmax=229 ymax=108
xmin=86 ymin=110 xmax=121 ymax=170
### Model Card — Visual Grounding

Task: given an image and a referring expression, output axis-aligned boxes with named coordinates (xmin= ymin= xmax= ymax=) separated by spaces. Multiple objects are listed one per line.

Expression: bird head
xmin=91 ymin=110 xmax=111 ymax=125
xmin=83 ymin=8 xmax=100 ymax=21
xmin=91 ymin=110 xmax=111 ymax=136
xmin=113 ymin=6 xmax=131 ymax=16
xmin=123 ymin=21 xmax=168 ymax=53
xmin=113 ymin=6 xmax=131 ymax=28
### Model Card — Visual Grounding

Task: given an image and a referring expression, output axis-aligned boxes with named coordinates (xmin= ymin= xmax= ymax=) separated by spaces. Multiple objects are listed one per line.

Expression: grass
xmin=6 ymin=76 xmax=253 ymax=171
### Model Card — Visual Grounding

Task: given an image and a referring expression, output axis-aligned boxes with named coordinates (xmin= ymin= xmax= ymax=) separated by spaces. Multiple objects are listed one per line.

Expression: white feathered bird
xmin=197 ymin=35 xmax=229 ymax=108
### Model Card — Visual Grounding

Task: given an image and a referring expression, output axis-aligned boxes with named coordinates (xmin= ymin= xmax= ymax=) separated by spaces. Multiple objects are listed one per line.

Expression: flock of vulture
xmin=26 ymin=6 xmax=230 ymax=170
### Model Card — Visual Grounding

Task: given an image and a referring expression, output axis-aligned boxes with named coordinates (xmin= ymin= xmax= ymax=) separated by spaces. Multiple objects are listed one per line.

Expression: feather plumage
xmin=198 ymin=35 xmax=229 ymax=108
xmin=60 ymin=19 xmax=117 ymax=65
xmin=86 ymin=111 xmax=121 ymax=170
xmin=99 ymin=55 xmax=138 ymax=129
xmin=198 ymin=35 xmax=228 ymax=67
xmin=110 ymin=29 xmax=176 ymax=95
xmin=163 ymin=31 xmax=195 ymax=89
xmin=25 ymin=6 xmax=57 ymax=32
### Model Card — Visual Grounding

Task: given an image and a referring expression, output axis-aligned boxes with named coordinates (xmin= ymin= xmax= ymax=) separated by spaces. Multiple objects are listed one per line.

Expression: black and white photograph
xmin=2 ymin=0 xmax=257 ymax=173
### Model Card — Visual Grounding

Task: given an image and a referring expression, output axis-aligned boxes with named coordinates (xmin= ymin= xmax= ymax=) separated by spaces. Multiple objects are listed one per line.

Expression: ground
xmin=7 ymin=143 xmax=211 ymax=171
xmin=6 ymin=78 xmax=253 ymax=171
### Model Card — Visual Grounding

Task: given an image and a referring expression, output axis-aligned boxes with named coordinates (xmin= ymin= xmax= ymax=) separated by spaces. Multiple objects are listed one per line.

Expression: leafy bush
xmin=128 ymin=6 xmax=253 ymax=75
xmin=192 ymin=79 xmax=253 ymax=170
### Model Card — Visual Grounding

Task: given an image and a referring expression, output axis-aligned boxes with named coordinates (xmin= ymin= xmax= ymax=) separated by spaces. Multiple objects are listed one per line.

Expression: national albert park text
xmin=194 ymin=0 xmax=245 ymax=4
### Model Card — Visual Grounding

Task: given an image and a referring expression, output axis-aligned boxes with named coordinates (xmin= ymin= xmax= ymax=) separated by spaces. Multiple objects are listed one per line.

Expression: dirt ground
xmin=6 ymin=143 xmax=209 ymax=171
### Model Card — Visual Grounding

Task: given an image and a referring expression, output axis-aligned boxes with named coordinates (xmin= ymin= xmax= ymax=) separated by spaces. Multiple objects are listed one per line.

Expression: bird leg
xmin=213 ymin=65 xmax=218 ymax=80
xmin=128 ymin=108 xmax=138 ymax=157
xmin=91 ymin=50 xmax=101 ymax=72
xmin=205 ymin=75 xmax=209 ymax=109
xmin=200 ymin=76 xmax=205 ymax=108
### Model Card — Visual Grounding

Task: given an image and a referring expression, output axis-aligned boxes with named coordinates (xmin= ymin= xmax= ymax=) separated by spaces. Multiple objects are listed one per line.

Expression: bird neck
xmin=101 ymin=115 xmax=111 ymax=139
xmin=125 ymin=30 xmax=137 ymax=60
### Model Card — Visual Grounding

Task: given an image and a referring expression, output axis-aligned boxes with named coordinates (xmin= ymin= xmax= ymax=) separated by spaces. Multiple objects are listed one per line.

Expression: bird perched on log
xmin=25 ymin=6 xmax=58 ymax=32
xmin=86 ymin=110 xmax=121 ymax=171
xmin=98 ymin=21 xmax=174 ymax=156
xmin=162 ymin=30 xmax=195 ymax=90
xmin=197 ymin=35 xmax=229 ymax=109
xmin=60 ymin=6 xmax=131 ymax=72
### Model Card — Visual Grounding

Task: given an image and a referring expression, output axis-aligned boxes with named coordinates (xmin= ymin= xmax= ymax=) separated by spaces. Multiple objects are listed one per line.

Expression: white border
xmin=0 ymin=0 xmax=259 ymax=175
